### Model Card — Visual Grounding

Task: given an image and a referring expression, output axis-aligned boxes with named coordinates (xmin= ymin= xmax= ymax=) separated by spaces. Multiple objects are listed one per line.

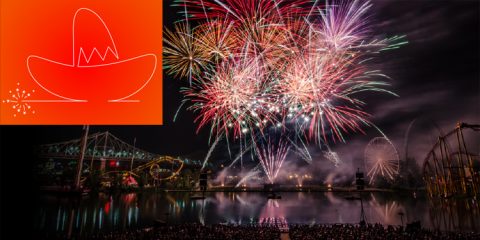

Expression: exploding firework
xmin=278 ymin=49 xmax=377 ymax=143
xmin=364 ymin=137 xmax=400 ymax=184
xmin=163 ymin=22 xmax=208 ymax=80
xmin=177 ymin=0 xmax=312 ymax=22
xmin=255 ymin=138 xmax=290 ymax=184
xmin=183 ymin=57 xmax=278 ymax=138
xmin=318 ymin=0 xmax=372 ymax=50
xmin=194 ymin=19 xmax=237 ymax=62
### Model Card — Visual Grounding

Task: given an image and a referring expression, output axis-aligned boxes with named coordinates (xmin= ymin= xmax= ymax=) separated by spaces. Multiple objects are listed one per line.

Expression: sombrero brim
xmin=27 ymin=54 xmax=157 ymax=102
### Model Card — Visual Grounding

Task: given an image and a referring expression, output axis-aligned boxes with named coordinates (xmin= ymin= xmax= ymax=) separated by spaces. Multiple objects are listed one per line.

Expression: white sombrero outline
xmin=26 ymin=8 xmax=158 ymax=103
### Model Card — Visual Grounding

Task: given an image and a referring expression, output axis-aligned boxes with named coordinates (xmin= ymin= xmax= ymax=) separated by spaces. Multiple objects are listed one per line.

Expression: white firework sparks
xmin=255 ymin=138 xmax=290 ymax=184
xmin=324 ymin=151 xmax=342 ymax=167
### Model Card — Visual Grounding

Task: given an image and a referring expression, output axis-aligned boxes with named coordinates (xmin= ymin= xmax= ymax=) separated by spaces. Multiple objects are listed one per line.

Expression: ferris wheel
xmin=364 ymin=137 xmax=400 ymax=184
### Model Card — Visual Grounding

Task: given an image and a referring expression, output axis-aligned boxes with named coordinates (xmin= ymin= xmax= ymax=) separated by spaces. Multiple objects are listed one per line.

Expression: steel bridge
xmin=423 ymin=123 xmax=480 ymax=198
xmin=38 ymin=131 xmax=158 ymax=162
xmin=37 ymin=131 xmax=207 ymax=166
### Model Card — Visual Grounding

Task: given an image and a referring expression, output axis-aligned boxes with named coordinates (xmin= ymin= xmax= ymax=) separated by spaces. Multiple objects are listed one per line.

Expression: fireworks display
xmin=164 ymin=0 xmax=406 ymax=182
xmin=163 ymin=22 xmax=209 ymax=81
xmin=255 ymin=138 xmax=290 ymax=184
xmin=165 ymin=0 xmax=405 ymax=141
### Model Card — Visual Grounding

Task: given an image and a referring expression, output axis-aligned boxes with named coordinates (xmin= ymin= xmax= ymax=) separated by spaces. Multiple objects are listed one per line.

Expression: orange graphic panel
xmin=0 ymin=0 xmax=163 ymax=124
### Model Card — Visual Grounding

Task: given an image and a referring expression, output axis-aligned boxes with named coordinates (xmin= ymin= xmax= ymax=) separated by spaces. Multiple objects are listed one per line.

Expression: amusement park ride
xmin=364 ymin=137 xmax=400 ymax=185
xmin=422 ymin=123 xmax=480 ymax=199
xmin=418 ymin=123 xmax=480 ymax=231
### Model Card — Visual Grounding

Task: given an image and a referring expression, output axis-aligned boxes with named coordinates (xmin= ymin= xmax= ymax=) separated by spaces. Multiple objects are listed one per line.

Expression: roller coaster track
xmin=422 ymin=123 xmax=480 ymax=198
xmin=97 ymin=156 xmax=184 ymax=181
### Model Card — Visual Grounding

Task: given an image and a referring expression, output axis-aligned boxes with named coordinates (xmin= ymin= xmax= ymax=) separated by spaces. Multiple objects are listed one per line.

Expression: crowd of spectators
xmin=39 ymin=223 xmax=480 ymax=240
xmin=289 ymin=223 xmax=480 ymax=240
xmin=40 ymin=224 xmax=280 ymax=240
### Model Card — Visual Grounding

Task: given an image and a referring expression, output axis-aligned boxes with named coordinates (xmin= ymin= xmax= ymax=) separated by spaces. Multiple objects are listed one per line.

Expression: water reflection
xmin=429 ymin=198 xmax=479 ymax=232
xmin=35 ymin=191 xmax=479 ymax=237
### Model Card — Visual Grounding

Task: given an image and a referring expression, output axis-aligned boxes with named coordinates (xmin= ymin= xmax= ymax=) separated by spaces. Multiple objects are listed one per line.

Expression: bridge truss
xmin=38 ymin=131 xmax=158 ymax=162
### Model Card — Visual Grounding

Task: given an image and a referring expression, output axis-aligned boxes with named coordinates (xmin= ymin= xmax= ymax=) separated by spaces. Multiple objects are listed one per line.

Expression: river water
xmin=34 ymin=191 xmax=479 ymax=237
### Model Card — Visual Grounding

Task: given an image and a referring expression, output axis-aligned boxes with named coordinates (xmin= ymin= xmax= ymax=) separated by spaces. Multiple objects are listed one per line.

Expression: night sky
xmin=1 ymin=0 xmax=478 ymax=167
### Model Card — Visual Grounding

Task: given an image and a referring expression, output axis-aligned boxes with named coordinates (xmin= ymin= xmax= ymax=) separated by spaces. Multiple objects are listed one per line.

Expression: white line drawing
xmin=2 ymin=82 xmax=36 ymax=117
xmin=26 ymin=8 xmax=158 ymax=102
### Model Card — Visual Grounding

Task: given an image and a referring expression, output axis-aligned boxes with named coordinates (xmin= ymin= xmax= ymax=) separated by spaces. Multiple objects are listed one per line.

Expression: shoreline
xmin=39 ymin=185 xmax=425 ymax=194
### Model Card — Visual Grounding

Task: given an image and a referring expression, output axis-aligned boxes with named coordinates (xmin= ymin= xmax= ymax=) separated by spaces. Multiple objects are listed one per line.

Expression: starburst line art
xmin=2 ymin=82 xmax=36 ymax=117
